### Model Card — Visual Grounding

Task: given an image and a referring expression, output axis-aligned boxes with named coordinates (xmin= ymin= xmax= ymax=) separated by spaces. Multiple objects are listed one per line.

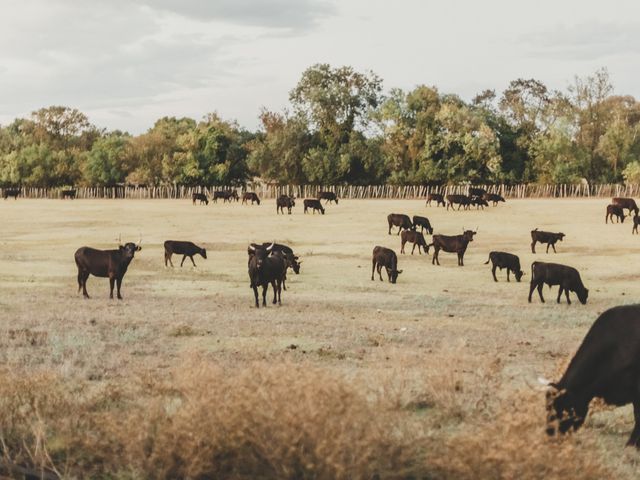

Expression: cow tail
xmin=484 ymin=255 xmax=490 ymax=265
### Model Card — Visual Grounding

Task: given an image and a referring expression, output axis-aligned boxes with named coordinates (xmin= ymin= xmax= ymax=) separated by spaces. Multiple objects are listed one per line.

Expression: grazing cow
xmin=242 ymin=192 xmax=261 ymax=205
xmin=61 ymin=189 xmax=76 ymax=199
xmin=484 ymin=251 xmax=524 ymax=282
xmin=412 ymin=215 xmax=433 ymax=235
xmin=192 ymin=193 xmax=209 ymax=205
xmin=528 ymin=261 xmax=588 ymax=305
xmin=247 ymin=242 xmax=285 ymax=307
xmin=213 ymin=190 xmax=239 ymax=203
xmin=318 ymin=191 xmax=339 ymax=204
xmin=612 ymin=197 xmax=639 ymax=217
xmin=276 ymin=195 xmax=296 ymax=214
xmin=371 ymin=246 xmax=402 ymax=283
xmin=531 ymin=228 xmax=565 ymax=254
xmin=542 ymin=304 xmax=640 ymax=447
xmin=74 ymin=238 xmax=142 ymax=299
xmin=633 ymin=215 xmax=640 ymax=234
xmin=3 ymin=188 xmax=20 ymax=200
xmin=303 ymin=199 xmax=325 ymax=214
xmin=387 ymin=213 xmax=413 ymax=235
xmin=606 ymin=204 xmax=625 ymax=224
xmin=446 ymin=194 xmax=471 ymax=211
xmin=484 ymin=193 xmax=506 ymax=206
xmin=164 ymin=240 xmax=207 ymax=267
xmin=426 ymin=193 xmax=445 ymax=207
xmin=470 ymin=196 xmax=489 ymax=209
xmin=400 ymin=230 xmax=430 ymax=255
xmin=430 ymin=229 xmax=476 ymax=266
xmin=469 ymin=187 xmax=487 ymax=198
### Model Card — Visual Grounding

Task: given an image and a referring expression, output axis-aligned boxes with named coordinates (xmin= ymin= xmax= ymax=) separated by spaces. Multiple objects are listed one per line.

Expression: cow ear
xmin=397 ymin=270 xmax=403 ymax=274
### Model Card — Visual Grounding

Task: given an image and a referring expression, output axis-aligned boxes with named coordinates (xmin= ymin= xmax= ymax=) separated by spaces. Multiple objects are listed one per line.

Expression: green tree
xmin=84 ymin=133 xmax=131 ymax=186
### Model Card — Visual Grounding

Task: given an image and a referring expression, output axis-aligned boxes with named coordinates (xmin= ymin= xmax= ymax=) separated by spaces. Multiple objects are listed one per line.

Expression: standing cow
xmin=164 ymin=241 xmax=207 ymax=267
xmin=412 ymin=215 xmax=433 ymax=235
xmin=371 ymin=246 xmax=402 ymax=283
xmin=528 ymin=261 xmax=588 ymax=305
xmin=400 ymin=230 xmax=430 ymax=255
xmin=277 ymin=195 xmax=296 ymax=214
xmin=612 ymin=197 xmax=639 ymax=217
xmin=242 ymin=192 xmax=261 ymax=205
xmin=318 ymin=191 xmax=339 ymax=204
xmin=531 ymin=228 xmax=565 ymax=254
xmin=387 ymin=214 xmax=413 ymax=235
xmin=446 ymin=194 xmax=471 ymax=211
xmin=192 ymin=193 xmax=209 ymax=205
xmin=247 ymin=242 xmax=285 ymax=307
xmin=426 ymin=193 xmax=445 ymax=207
xmin=3 ymin=188 xmax=20 ymax=200
xmin=484 ymin=193 xmax=505 ymax=206
xmin=430 ymin=229 xmax=476 ymax=266
xmin=484 ymin=251 xmax=524 ymax=282
xmin=606 ymin=204 xmax=625 ymax=223
xmin=303 ymin=199 xmax=325 ymax=214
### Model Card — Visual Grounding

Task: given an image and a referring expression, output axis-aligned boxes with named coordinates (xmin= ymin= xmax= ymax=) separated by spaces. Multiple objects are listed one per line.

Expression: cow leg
xmin=492 ymin=265 xmax=498 ymax=282
xmin=109 ymin=276 xmax=115 ymax=299
xmin=180 ymin=255 xmax=187 ymax=267
xmin=271 ymin=280 xmax=278 ymax=304
xmin=551 ymin=243 xmax=557 ymax=253
xmin=371 ymin=260 xmax=376 ymax=281
xmin=80 ymin=271 xmax=90 ymax=298
xmin=400 ymin=240 xmax=405 ymax=254
xmin=537 ymin=283 xmax=545 ymax=302
xmin=528 ymin=282 xmax=536 ymax=302
xmin=546 ymin=243 xmax=550 ymax=253
xmin=557 ymin=287 xmax=563 ymax=304
xmin=116 ymin=277 xmax=123 ymax=300
xmin=506 ymin=269 xmax=510 ymax=282
xmin=627 ymin=400 xmax=640 ymax=447
xmin=397 ymin=226 xmax=401 ymax=235
xmin=458 ymin=253 xmax=464 ymax=266
xmin=190 ymin=256 xmax=197 ymax=267
xmin=565 ymin=288 xmax=571 ymax=305
xmin=253 ymin=285 xmax=259 ymax=308
xmin=412 ymin=243 xmax=417 ymax=255
xmin=432 ymin=248 xmax=440 ymax=265
xmin=377 ymin=265 xmax=384 ymax=281
xmin=531 ymin=241 xmax=536 ymax=254
xmin=261 ymin=284 xmax=268 ymax=306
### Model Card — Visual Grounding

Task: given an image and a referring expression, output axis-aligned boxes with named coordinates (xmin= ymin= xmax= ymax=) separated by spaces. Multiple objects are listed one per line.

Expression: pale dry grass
xmin=1 ymin=197 xmax=640 ymax=478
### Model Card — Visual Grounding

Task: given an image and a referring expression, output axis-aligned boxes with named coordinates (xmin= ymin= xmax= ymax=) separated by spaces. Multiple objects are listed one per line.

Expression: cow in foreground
xmin=528 ymin=261 xmax=588 ymax=305
xmin=303 ymin=199 xmax=325 ymax=214
xmin=542 ymin=304 xmax=640 ymax=447
xmin=531 ymin=228 xmax=565 ymax=254
xmin=242 ymin=192 xmax=261 ymax=205
xmin=412 ymin=215 xmax=433 ymax=235
xmin=430 ymin=229 xmax=476 ymax=266
xmin=446 ymin=194 xmax=471 ymax=211
xmin=426 ymin=193 xmax=445 ymax=207
xmin=484 ymin=251 xmax=524 ymax=282
xmin=371 ymin=246 xmax=402 ymax=283
xmin=276 ymin=195 xmax=295 ymax=214
xmin=606 ymin=204 xmax=625 ymax=223
xmin=612 ymin=197 xmax=639 ymax=217
xmin=318 ymin=191 xmax=339 ymax=204
xmin=484 ymin=193 xmax=505 ymax=206
xmin=3 ymin=188 xmax=20 ymax=200
xmin=192 ymin=193 xmax=209 ymax=205
xmin=400 ymin=230 xmax=430 ymax=255
xmin=247 ymin=242 xmax=285 ymax=307
xmin=164 ymin=240 xmax=207 ymax=267
xmin=387 ymin=213 xmax=413 ymax=235
xmin=249 ymin=242 xmax=302 ymax=290
xmin=74 ymin=237 xmax=141 ymax=299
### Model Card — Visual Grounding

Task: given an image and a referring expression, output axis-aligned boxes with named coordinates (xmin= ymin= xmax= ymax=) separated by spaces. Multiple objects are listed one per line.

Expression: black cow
xmin=192 ymin=193 xmax=209 ymax=205
xmin=633 ymin=215 xmax=640 ymax=234
xmin=430 ymin=229 xmax=476 ymax=266
xmin=250 ymin=242 xmax=302 ymax=290
xmin=612 ymin=197 xmax=639 ymax=217
xmin=213 ymin=190 xmax=239 ymax=203
xmin=446 ymin=194 xmax=471 ymax=211
xmin=412 ymin=215 xmax=433 ymax=235
xmin=528 ymin=261 xmax=588 ymax=305
xmin=277 ymin=195 xmax=295 ymax=214
xmin=469 ymin=187 xmax=487 ymax=197
xmin=400 ymin=230 xmax=430 ymax=255
xmin=61 ymin=189 xmax=76 ymax=199
xmin=484 ymin=193 xmax=505 ymax=206
xmin=303 ymin=199 xmax=325 ymax=214
xmin=242 ymin=192 xmax=261 ymax=205
xmin=164 ymin=240 xmax=207 ymax=267
xmin=74 ymin=238 xmax=141 ymax=299
xmin=247 ymin=242 xmax=285 ymax=307
xmin=387 ymin=213 xmax=413 ymax=235
xmin=484 ymin=251 xmax=524 ymax=282
xmin=470 ymin=196 xmax=489 ymax=209
xmin=426 ymin=193 xmax=445 ymax=207
xmin=531 ymin=228 xmax=565 ymax=254
xmin=318 ymin=191 xmax=339 ymax=204
xmin=542 ymin=305 xmax=640 ymax=447
xmin=3 ymin=188 xmax=20 ymax=200
xmin=606 ymin=204 xmax=625 ymax=224
xmin=371 ymin=246 xmax=402 ymax=283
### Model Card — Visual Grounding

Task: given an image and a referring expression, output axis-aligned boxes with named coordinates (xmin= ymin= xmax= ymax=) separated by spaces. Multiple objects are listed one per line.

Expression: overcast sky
xmin=1 ymin=0 xmax=639 ymax=134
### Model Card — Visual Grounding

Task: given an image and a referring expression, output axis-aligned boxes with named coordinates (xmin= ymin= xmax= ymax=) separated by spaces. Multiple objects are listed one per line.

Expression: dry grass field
xmin=2 ymin=197 xmax=640 ymax=478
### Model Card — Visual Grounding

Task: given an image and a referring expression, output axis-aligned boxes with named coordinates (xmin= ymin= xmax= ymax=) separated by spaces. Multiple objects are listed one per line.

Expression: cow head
xmin=544 ymin=384 xmax=587 ymax=436
xmin=291 ymin=198 xmax=296 ymax=207
xmin=248 ymin=242 xmax=273 ymax=269
xmin=389 ymin=269 xmax=403 ymax=284
xmin=119 ymin=242 xmax=140 ymax=260
xmin=290 ymin=255 xmax=301 ymax=274
xmin=320 ymin=206 xmax=325 ymax=215
xmin=462 ymin=229 xmax=476 ymax=242
xmin=577 ymin=287 xmax=589 ymax=305
xmin=201 ymin=248 xmax=207 ymax=259
xmin=335 ymin=198 xmax=339 ymax=204
xmin=515 ymin=269 xmax=525 ymax=282
xmin=558 ymin=233 xmax=565 ymax=241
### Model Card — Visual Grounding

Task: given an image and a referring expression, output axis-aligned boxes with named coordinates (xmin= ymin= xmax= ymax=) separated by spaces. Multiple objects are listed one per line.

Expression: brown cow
xmin=606 ymin=204 xmax=625 ymax=223
xmin=430 ymin=229 xmax=476 ymax=266
xmin=612 ymin=197 xmax=639 ymax=217
xmin=400 ymin=230 xmax=430 ymax=255
xmin=426 ymin=193 xmax=445 ymax=207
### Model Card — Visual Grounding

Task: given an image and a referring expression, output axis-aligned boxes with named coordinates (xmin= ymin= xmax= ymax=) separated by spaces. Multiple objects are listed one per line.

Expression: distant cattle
xmin=242 ymin=192 xmax=260 ymax=205
xmin=484 ymin=193 xmax=505 ymax=206
xmin=612 ymin=197 xmax=639 ymax=216
xmin=192 ymin=193 xmax=209 ymax=205
xmin=430 ymin=229 xmax=476 ymax=266
xmin=634 ymin=215 xmax=640 ymax=234
xmin=371 ymin=246 xmax=402 ymax=283
xmin=412 ymin=215 xmax=433 ymax=235
xmin=469 ymin=187 xmax=487 ymax=198
xmin=387 ymin=213 xmax=413 ymax=235
xmin=318 ymin=191 xmax=339 ymax=204
xmin=61 ymin=189 xmax=76 ymax=199
xmin=542 ymin=304 xmax=640 ymax=447
xmin=74 ymin=237 xmax=141 ymax=299
xmin=247 ymin=242 xmax=285 ymax=307
xmin=213 ymin=190 xmax=239 ymax=203
xmin=446 ymin=194 xmax=471 ymax=211
xmin=606 ymin=204 xmax=625 ymax=224
xmin=303 ymin=199 xmax=325 ymax=214
xmin=528 ymin=261 xmax=588 ymax=305
xmin=400 ymin=230 xmax=430 ymax=255
xmin=484 ymin=251 xmax=524 ymax=282
xmin=470 ymin=196 xmax=489 ymax=209
xmin=276 ymin=195 xmax=296 ymax=214
xmin=164 ymin=240 xmax=207 ymax=267
xmin=531 ymin=228 xmax=565 ymax=254
xmin=426 ymin=193 xmax=445 ymax=207
xmin=3 ymin=188 xmax=20 ymax=200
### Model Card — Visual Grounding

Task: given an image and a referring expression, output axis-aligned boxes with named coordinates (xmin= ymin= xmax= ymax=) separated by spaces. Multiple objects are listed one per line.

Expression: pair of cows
xmin=191 ymin=190 xmax=240 ymax=205
xmin=247 ymin=242 xmax=302 ymax=307
xmin=605 ymin=198 xmax=640 ymax=234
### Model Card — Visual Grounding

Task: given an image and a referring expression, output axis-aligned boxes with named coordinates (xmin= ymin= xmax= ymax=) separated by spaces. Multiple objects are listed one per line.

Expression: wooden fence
xmin=3 ymin=183 xmax=640 ymax=200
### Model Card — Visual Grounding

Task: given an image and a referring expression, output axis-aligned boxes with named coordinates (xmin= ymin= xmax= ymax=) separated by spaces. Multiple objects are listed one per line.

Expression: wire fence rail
xmin=3 ymin=183 xmax=640 ymax=200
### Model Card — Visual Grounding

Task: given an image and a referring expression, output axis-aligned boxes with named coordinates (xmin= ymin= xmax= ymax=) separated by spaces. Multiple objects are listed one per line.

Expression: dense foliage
xmin=2 ymin=65 xmax=639 ymax=187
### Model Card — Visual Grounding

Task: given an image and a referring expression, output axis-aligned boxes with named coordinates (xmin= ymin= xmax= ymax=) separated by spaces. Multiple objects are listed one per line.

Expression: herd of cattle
xmin=192 ymin=190 xmax=338 ymax=215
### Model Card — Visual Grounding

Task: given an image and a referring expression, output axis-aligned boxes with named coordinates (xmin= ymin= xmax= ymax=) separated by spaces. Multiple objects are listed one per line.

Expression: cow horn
xmin=475 ymin=226 xmax=479 ymax=233
xmin=248 ymin=244 xmax=256 ymax=252
xmin=266 ymin=241 xmax=275 ymax=251
xmin=137 ymin=233 xmax=142 ymax=246
xmin=537 ymin=376 xmax=552 ymax=386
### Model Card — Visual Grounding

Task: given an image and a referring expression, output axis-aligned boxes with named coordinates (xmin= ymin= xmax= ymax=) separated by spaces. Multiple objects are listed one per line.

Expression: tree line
xmin=2 ymin=65 xmax=640 ymax=188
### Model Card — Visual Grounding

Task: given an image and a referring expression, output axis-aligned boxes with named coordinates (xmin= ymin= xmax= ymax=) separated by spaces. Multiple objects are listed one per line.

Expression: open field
xmin=2 ymin=197 xmax=640 ymax=478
